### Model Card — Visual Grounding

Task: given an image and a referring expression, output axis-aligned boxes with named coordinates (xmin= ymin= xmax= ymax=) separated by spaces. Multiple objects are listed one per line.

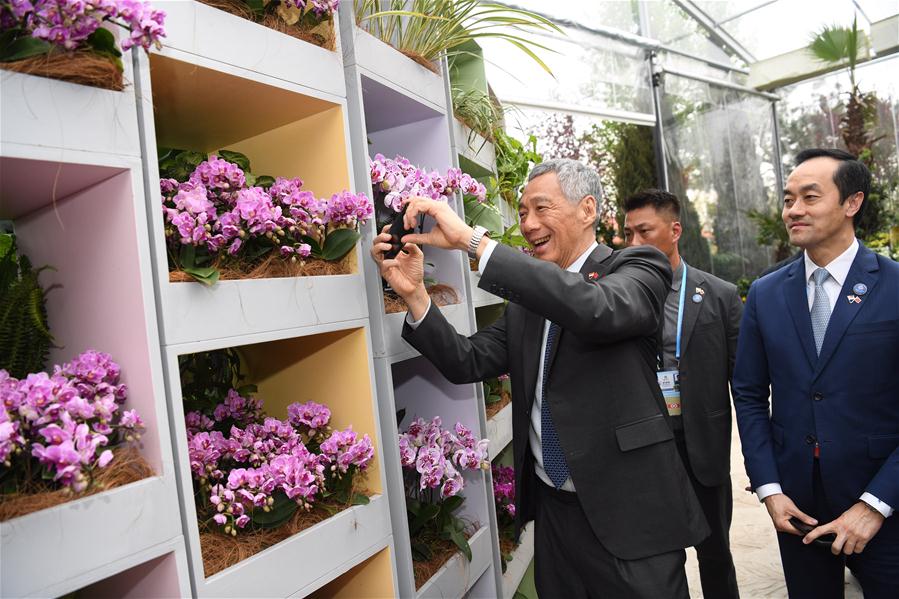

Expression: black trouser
xmin=777 ymin=459 xmax=899 ymax=599
xmin=674 ymin=430 xmax=740 ymax=599
xmin=533 ymin=479 xmax=689 ymax=599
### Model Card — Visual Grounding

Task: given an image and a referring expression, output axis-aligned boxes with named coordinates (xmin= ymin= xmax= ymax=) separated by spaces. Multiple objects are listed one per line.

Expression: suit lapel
xmin=813 ymin=245 xmax=880 ymax=380
xmin=679 ymin=263 xmax=705 ymax=356
xmin=545 ymin=244 xmax=614 ymax=376
xmin=519 ymin=309 xmax=543 ymax=410
xmin=783 ymin=258 xmax=818 ymax=370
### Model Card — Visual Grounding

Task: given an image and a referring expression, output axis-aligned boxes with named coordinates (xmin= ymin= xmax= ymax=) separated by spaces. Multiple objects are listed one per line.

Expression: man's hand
xmin=401 ymin=196 xmax=473 ymax=252
xmin=803 ymin=501 xmax=885 ymax=555
xmin=763 ymin=493 xmax=818 ymax=535
xmin=370 ymin=226 xmax=429 ymax=317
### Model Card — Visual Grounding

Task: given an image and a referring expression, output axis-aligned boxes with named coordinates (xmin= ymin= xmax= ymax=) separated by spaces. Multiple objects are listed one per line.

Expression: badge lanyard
xmin=675 ymin=263 xmax=688 ymax=366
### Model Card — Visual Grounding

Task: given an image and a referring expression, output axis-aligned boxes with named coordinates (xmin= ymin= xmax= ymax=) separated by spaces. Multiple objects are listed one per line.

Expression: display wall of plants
xmin=0 ymin=233 xmax=150 ymax=521
xmin=369 ymin=153 xmax=486 ymax=312
xmin=0 ymin=0 xmax=166 ymax=90
xmin=353 ymin=0 xmax=558 ymax=74
xmin=491 ymin=463 xmax=516 ymax=573
xmin=397 ymin=412 xmax=488 ymax=588
xmin=196 ymin=0 xmax=337 ymax=50
xmin=160 ymin=149 xmax=372 ymax=286
xmin=180 ymin=348 xmax=374 ymax=576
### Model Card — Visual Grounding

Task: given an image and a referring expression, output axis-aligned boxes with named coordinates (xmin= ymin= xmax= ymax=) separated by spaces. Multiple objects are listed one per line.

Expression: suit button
xmin=813 ymin=392 xmax=823 ymax=401
xmin=805 ymin=434 xmax=816 ymax=445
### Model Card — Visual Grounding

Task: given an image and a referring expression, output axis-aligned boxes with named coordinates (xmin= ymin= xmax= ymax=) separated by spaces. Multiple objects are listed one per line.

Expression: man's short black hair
xmin=794 ymin=148 xmax=870 ymax=227
xmin=624 ymin=189 xmax=681 ymax=220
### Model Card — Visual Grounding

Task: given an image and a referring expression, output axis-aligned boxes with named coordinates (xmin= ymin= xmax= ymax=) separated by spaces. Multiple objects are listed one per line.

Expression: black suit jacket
xmin=403 ymin=243 xmax=709 ymax=560
xmin=676 ymin=265 xmax=743 ymax=487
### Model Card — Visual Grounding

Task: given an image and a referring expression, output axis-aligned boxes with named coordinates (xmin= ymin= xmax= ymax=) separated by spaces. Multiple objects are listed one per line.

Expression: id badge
xmin=656 ymin=370 xmax=681 ymax=416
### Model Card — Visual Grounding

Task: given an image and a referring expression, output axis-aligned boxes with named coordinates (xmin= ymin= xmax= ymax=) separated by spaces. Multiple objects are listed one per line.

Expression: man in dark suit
xmin=371 ymin=159 xmax=708 ymax=598
xmin=624 ymin=189 xmax=742 ymax=599
xmin=733 ymin=148 xmax=899 ymax=598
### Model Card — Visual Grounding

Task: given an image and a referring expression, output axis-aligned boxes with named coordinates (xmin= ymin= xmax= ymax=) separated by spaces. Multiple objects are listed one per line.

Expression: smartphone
xmin=384 ymin=204 xmax=420 ymax=259
xmin=788 ymin=516 xmax=836 ymax=548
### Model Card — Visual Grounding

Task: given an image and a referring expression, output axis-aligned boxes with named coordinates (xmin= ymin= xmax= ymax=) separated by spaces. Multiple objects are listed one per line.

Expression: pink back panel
xmin=16 ymin=170 xmax=163 ymax=472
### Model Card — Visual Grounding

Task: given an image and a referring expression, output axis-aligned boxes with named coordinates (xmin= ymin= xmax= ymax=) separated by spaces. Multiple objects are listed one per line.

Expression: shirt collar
xmin=804 ymin=238 xmax=859 ymax=288
xmin=671 ymin=257 xmax=685 ymax=290
xmin=567 ymin=241 xmax=599 ymax=273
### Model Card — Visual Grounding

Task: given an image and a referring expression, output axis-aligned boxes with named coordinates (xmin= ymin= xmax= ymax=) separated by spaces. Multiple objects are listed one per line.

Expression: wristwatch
xmin=467 ymin=226 xmax=489 ymax=260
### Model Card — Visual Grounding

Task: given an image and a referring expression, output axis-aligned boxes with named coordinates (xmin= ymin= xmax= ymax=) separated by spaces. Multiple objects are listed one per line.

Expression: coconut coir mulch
xmin=484 ymin=389 xmax=511 ymax=420
xmin=383 ymin=284 xmax=460 ymax=314
xmin=169 ymin=253 xmax=352 ymax=283
xmin=197 ymin=0 xmax=336 ymax=50
xmin=412 ymin=527 xmax=476 ymax=590
xmin=1 ymin=50 xmax=123 ymax=91
xmin=199 ymin=492 xmax=370 ymax=577
xmin=0 ymin=446 xmax=153 ymax=522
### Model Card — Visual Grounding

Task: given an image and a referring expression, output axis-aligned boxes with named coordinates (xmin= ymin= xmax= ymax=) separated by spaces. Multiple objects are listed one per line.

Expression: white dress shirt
xmin=755 ymin=239 xmax=893 ymax=517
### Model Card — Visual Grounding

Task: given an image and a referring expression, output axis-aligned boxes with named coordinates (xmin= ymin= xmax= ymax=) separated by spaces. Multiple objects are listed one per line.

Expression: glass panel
xmin=856 ymin=0 xmax=899 ymax=23
xmin=505 ymin=0 xmax=642 ymax=34
xmin=644 ymin=0 xmax=735 ymax=64
xmin=692 ymin=0 xmax=776 ymax=23
xmin=481 ymin=26 xmax=653 ymax=115
xmin=721 ymin=0 xmax=857 ymax=61
xmin=660 ymin=73 xmax=780 ymax=282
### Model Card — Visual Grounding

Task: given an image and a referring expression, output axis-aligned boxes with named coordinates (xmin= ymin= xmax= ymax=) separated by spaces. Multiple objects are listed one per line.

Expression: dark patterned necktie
xmin=541 ymin=322 xmax=569 ymax=488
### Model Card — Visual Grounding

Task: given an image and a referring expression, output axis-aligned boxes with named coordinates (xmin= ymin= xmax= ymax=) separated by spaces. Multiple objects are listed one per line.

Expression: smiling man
xmin=371 ymin=159 xmax=708 ymax=598
xmin=733 ymin=148 xmax=899 ymax=598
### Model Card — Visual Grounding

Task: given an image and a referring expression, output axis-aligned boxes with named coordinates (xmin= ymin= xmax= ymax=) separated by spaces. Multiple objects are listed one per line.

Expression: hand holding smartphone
xmin=789 ymin=516 xmax=837 ymax=548
xmin=384 ymin=204 xmax=421 ymax=259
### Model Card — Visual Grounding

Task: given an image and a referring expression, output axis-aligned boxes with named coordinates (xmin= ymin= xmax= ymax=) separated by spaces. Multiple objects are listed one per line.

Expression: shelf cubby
xmin=164 ymin=322 xmax=391 ymax=597
xmin=307 ymin=544 xmax=397 ymax=598
xmin=0 ymin=158 xmax=185 ymax=597
xmin=134 ymin=48 xmax=367 ymax=347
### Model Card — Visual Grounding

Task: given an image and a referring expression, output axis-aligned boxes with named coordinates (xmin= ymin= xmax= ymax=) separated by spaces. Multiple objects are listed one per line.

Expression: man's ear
xmin=672 ymin=220 xmax=683 ymax=244
xmin=845 ymin=191 xmax=864 ymax=218
xmin=581 ymin=195 xmax=597 ymax=225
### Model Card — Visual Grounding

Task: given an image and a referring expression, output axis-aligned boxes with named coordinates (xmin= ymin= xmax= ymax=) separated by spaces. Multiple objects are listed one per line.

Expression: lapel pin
xmin=587 ymin=272 xmax=599 ymax=280
xmin=852 ymin=283 xmax=868 ymax=296
xmin=847 ymin=294 xmax=862 ymax=304
xmin=695 ymin=287 xmax=705 ymax=295
xmin=692 ymin=293 xmax=703 ymax=304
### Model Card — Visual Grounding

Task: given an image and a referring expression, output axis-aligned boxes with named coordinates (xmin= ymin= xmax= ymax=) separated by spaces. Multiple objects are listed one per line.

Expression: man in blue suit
xmin=733 ymin=148 xmax=899 ymax=598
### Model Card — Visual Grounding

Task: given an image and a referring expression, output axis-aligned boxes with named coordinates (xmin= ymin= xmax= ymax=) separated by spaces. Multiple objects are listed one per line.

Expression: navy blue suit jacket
xmin=733 ymin=244 xmax=899 ymax=520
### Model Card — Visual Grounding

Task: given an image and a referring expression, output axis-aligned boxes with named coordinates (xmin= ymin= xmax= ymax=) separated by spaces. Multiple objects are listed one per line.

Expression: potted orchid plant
xmin=0 ymin=0 xmax=166 ymax=90
xmin=397 ymin=414 xmax=488 ymax=585
xmin=197 ymin=0 xmax=337 ymax=50
xmin=0 ymin=350 xmax=147 ymax=521
xmin=180 ymin=348 xmax=375 ymax=575
xmin=491 ymin=464 xmax=517 ymax=572
xmin=159 ymin=148 xmax=372 ymax=286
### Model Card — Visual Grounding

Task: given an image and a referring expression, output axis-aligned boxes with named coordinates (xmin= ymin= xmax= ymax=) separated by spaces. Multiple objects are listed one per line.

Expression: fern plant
xmin=0 ymin=233 xmax=55 ymax=378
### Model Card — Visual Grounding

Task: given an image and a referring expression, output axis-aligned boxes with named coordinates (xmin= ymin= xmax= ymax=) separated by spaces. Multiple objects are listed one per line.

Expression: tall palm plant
xmin=354 ymin=0 xmax=560 ymax=74
xmin=807 ymin=16 xmax=880 ymax=162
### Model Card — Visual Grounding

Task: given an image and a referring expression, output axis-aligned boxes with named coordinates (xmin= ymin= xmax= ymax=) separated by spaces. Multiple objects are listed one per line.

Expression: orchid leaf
xmin=217 ymin=149 xmax=252 ymax=173
xmin=321 ymin=228 xmax=359 ymax=261
xmin=254 ymin=175 xmax=276 ymax=189
xmin=0 ymin=30 xmax=51 ymax=62
xmin=183 ymin=265 xmax=219 ymax=286
xmin=351 ymin=493 xmax=370 ymax=505
xmin=252 ymin=494 xmax=298 ymax=528
xmin=445 ymin=528 xmax=472 ymax=561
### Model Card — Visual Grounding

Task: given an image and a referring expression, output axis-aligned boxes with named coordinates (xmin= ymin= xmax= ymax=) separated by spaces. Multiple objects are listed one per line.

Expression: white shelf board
xmin=0 ymin=63 xmax=140 ymax=166
xmin=193 ymin=495 xmax=392 ymax=598
xmin=416 ymin=525 xmax=493 ymax=599
xmin=469 ymin=269 xmax=504 ymax=309
xmin=486 ymin=401 xmax=513 ymax=461
xmin=159 ymin=0 xmax=345 ymax=99
xmin=0 ymin=475 xmax=183 ymax=598
xmin=501 ymin=522 xmax=534 ymax=599
xmin=381 ymin=302 xmax=472 ymax=361
xmin=341 ymin=19 xmax=446 ymax=115
xmin=158 ymin=273 xmax=369 ymax=347
xmin=452 ymin=118 xmax=495 ymax=175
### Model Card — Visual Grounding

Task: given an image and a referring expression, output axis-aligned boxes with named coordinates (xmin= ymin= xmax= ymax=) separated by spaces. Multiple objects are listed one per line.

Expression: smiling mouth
xmin=531 ymin=235 xmax=550 ymax=247
xmin=789 ymin=222 xmax=809 ymax=229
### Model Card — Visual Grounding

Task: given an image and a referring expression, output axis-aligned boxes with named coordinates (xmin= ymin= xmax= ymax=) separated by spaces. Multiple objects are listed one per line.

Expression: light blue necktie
xmin=810 ymin=268 xmax=831 ymax=355
xmin=541 ymin=322 xmax=569 ymax=488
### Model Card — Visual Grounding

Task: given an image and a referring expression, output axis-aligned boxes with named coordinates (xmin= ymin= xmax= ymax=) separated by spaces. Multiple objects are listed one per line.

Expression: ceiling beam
xmin=671 ymin=0 xmax=756 ymax=64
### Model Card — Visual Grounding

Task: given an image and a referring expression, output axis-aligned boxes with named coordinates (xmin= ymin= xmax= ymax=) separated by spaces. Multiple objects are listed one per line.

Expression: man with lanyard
xmin=625 ymin=189 xmax=743 ymax=599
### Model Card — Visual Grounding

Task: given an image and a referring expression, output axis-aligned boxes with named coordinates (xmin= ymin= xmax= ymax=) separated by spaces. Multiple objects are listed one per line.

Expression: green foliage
xmin=0 ymin=233 xmax=55 ymax=378
xmin=0 ymin=29 xmax=51 ymax=62
xmin=178 ymin=348 xmax=246 ymax=418
xmin=85 ymin=28 xmax=123 ymax=71
xmin=493 ymin=129 xmax=542 ymax=212
xmin=452 ymin=87 xmax=503 ymax=142
xmin=354 ymin=0 xmax=560 ymax=73
xmin=407 ymin=494 xmax=472 ymax=562
xmin=482 ymin=375 xmax=510 ymax=405
xmin=746 ymin=208 xmax=794 ymax=263
xmin=158 ymin=147 xmax=206 ymax=182
xmin=463 ymin=195 xmax=503 ymax=237
xmin=808 ymin=17 xmax=866 ymax=88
